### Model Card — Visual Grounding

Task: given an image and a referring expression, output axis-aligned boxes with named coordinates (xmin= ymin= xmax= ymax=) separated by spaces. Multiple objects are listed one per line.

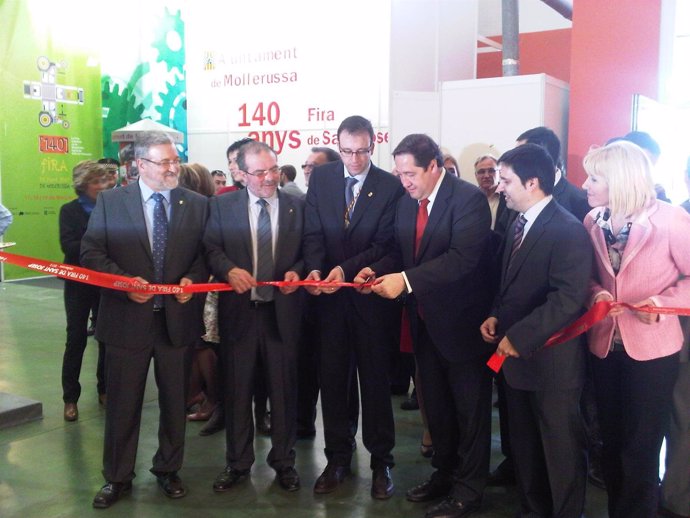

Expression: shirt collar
xmin=139 ymin=179 xmax=171 ymax=204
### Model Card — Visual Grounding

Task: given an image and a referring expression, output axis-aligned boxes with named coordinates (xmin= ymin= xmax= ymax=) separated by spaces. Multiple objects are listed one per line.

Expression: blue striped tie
xmin=256 ymin=199 xmax=274 ymax=301
xmin=151 ymin=192 xmax=168 ymax=308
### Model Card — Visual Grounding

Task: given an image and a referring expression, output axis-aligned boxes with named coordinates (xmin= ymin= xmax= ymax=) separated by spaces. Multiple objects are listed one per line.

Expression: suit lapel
xmin=588 ymin=215 xmax=614 ymax=278
xmin=399 ymin=195 xmax=417 ymax=268
xmin=618 ymin=205 xmax=655 ymax=275
xmin=125 ymin=183 xmax=153 ymax=261
xmin=230 ymin=190 xmax=253 ymax=262
xmin=347 ymin=167 xmax=380 ymax=233
xmin=166 ymin=188 xmax=187 ymax=263
xmin=416 ymin=174 xmax=452 ymax=263
xmin=275 ymin=191 xmax=297 ymax=273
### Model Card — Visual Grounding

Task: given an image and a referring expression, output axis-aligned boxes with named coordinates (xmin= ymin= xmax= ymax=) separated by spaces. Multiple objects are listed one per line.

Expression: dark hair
xmin=226 ymin=137 xmax=255 ymax=159
xmin=280 ymin=164 xmax=297 ymax=182
xmin=498 ymin=143 xmax=555 ymax=195
xmin=623 ymin=131 xmax=661 ymax=158
xmin=516 ymin=126 xmax=562 ymax=170
xmin=98 ymin=157 xmax=120 ymax=166
xmin=311 ymin=146 xmax=340 ymax=163
xmin=392 ymin=134 xmax=443 ymax=168
xmin=337 ymin=115 xmax=374 ymax=143
xmin=236 ymin=141 xmax=276 ymax=174
xmin=211 ymin=170 xmax=226 ymax=178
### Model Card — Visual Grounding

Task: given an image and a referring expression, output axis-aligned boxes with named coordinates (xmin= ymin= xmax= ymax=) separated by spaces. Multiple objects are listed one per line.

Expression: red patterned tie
xmin=415 ymin=199 xmax=430 ymax=258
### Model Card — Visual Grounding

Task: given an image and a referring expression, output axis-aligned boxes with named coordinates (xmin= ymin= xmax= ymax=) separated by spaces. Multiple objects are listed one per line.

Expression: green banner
xmin=0 ymin=1 xmax=103 ymax=279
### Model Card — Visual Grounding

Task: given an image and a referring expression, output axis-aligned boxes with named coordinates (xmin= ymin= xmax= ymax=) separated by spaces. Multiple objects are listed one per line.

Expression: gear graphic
xmin=152 ymin=7 xmax=185 ymax=75
xmin=155 ymin=79 xmax=188 ymax=161
xmin=101 ymin=67 xmax=147 ymax=159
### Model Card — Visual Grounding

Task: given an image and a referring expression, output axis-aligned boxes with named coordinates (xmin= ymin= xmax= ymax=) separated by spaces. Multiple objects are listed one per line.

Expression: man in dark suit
xmin=204 ymin=141 xmax=305 ymax=493
xmin=81 ymin=132 xmax=209 ymax=508
xmin=357 ymin=134 xmax=494 ymax=518
xmin=480 ymin=144 xmax=593 ymax=518
xmin=303 ymin=115 xmax=404 ymax=499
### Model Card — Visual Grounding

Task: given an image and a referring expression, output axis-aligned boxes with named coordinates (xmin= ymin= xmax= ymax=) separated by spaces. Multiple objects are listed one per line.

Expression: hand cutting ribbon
xmin=487 ymin=300 xmax=690 ymax=373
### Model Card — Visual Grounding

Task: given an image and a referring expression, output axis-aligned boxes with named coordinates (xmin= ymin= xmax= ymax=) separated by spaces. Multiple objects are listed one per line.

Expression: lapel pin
xmin=179 ymin=200 xmax=184 ymax=205
xmin=368 ymin=192 xmax=373 ymax=197
xmin=289 ymin=208 xmax=294 ymax=213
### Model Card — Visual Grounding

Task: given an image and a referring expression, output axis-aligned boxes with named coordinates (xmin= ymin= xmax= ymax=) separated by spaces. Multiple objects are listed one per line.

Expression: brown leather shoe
xmin=64 ymin=403 xmax=78 ymax=422
xmin=92 ymin=481 xmax=132 ymax=508
xmin=371 ymin=466 xmax=394 ymax=499
xmin=313 ymin=464 xmax=351 ymax=494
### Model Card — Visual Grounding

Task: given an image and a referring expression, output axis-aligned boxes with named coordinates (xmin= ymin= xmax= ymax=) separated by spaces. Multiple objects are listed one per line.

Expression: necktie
xmin=508 ymin=214 xmax=527 ymax=268
xmin=151 ymin=192 xmax=168 ymax=308
xmin=255 ymin=199 xmax=274 ymax=301
xmin=414 ymin=199 xmax=430 ymax=258
xmin=344 ymin=176 xmax=359 ymax=228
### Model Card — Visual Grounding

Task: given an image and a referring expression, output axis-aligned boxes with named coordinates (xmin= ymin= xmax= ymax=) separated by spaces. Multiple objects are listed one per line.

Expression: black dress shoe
xmin=199 ymin=406 xmax=225 ymax=436
xmin=406 ymin=471 xmax=452 ymax=503
xmin=371 ymin=466 xmax=394 ymax=499
xmin=92 ymin=481 xmax=132 ymax=509
xmin=213 ymin=467 xmax=250 ymax=492
xmin=255 ymin=411 xmax=271 ymax=435
xmin=156 ymin=472 xmax=186 ymax=499
xmin=276 ymin=466 xmax=301 ymax=492
xmin=487 ymin=458 xmax=516 ymax=486
xmin=425 ymin=496 xmax=481 ymax=518
xmin=313 ymin=464 xmax=351 ymax=494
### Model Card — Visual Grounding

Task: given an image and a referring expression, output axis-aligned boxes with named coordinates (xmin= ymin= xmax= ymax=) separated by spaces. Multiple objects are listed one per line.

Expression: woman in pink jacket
xmin=582 ymin=141 xmax=690 ymax=518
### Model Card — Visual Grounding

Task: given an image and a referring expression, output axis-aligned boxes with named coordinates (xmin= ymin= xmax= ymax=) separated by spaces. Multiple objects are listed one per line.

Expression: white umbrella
xmin=111 ymin=118 xmax=184 ymax=144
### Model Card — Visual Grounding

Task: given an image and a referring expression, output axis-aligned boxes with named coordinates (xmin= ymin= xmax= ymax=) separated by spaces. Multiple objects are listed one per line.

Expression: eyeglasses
xmin=245 ymin=165 xmax=280 ymax=178
xmin=476 ymin=167 xmax=497 ymax=175
xmin=141 ymin=158 xmax=182 ymax=168
xmin=339 ymin=146 xmax=372 ymax=158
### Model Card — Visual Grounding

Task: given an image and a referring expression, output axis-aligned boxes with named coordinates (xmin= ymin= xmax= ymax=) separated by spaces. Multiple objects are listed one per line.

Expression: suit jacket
xmin=280 ymin=181 xmax=305 ymax=199
xmin=80 ymin=181 xmax=209 ymax=348
xmin=374 ymin=174 xmax=494 ymax=363
xmin=204 ymin=189 xmax=305 ymax=347
xmin=59 ymin=198 xmax=91 ymax=265
xmin=494 ymin=199 xmax=593 ymax=391
xmin=552 ymin=176 xmax=590 ymax=222
xmin=585 ymin=201 xmax=690 ymax=361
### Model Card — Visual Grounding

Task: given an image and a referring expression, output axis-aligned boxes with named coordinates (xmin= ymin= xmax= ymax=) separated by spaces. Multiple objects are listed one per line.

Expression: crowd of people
xmin=46 ymin=117 xmax=689 ymax=518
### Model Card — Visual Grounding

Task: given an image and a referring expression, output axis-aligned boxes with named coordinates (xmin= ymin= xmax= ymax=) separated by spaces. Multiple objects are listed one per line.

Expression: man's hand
xmin=354 ymin=267 xmax=376 ymax=294
xmin=305 ymin=270 xmax=322 ymax=296
xmin=127 ymin=276 xmax=155 ymax=304
xmin=322 ymin=266 xmax=344 ymax=295
xmin=496 ymin=335 xmax=520 ymax=358
xmin=227 ymin=267 xmax=256 ymax=294
xmin=280 ymin=271 xmax=300 ymax=295
xmin=632 ymin=298 xmax=659 ymax=324
xmin=174 ymin=277 xmax=193 ymax=304
xmin=480 ymin=317 xmax=500 ymax=344
xmin=371 ymin=273 xmax=405 ymax=299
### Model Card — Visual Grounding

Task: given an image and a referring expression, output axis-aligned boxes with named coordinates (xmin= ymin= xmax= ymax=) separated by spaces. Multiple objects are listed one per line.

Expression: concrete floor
xmin=0 ymin=277 xmax=609 ymax=518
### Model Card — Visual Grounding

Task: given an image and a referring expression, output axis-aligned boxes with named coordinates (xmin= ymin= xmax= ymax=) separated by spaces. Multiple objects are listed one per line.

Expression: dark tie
xmin=344 ymin=176 xmax=358 ymax=228
xmin=508 ymin=214 xmax=527 ymax=268
xmin=255 ymin=199 xmax=274 ymax=301
xmin=414 ymin=198 xmax=430 ymax=258
xmin=151 ymin=192 xmax=168 ymax=308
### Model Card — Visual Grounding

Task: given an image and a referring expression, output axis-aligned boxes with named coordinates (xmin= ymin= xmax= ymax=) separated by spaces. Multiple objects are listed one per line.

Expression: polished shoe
xmin=98 ymin=393 xmax=107 ymax=407
xmin=92 ymin=481 xmax=132 ymax=509
xmin=187 ymin=403 xmax=217 ymax=422
xmin=276 ymin=466 xmax=301 ymax=492
xmin=63 ymin=402 xmax=78 ymax=422
xmin=255 ymin=410 xmax=271 ymax=436
xmin=420 ymin=441 xmax=434 ymax=458
xmin=213 ymin=467 xmax=249 ymax=492
xmin=400 ymin=390 xmax=419 ymax=410
xmin=313 ymin=464 xmax=351 ymax=494
xmin=156 ymin=472 xmax=186 ymax=498
xmin=371 ymin=466 xmax=394 ymax=499
xmin=487 ymin=459 xmax=516 ymax=486
xmin=425 ymin=496 xmax=481 ymax=518
xmin=406 ymin=471 xmax=452 ymax=503
xmin=199 ymin=406 xmax=225 ymax=436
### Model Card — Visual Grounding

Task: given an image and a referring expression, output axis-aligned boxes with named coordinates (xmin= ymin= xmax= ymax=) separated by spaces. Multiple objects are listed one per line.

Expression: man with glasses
xmin=303 ymin=115 xmax=404 ymax=499
xmin=204 ymin=141 xmax=305 ymax=493
xmin=82 ymin=132 xmax=209 ymax=508
xmin=473 ymin=155 xmax=506 ymax=232
xmin=301 ymin=146 xmax=340 ymax=187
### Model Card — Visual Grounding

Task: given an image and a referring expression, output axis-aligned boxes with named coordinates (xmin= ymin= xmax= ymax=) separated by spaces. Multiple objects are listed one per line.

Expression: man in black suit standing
xmin=303 ymin=115 xmax=404 ymax=499
xmin=204 ymin=141 xmax=305 ymax=493
xmin=81 ymin=132 xmax=209 ymax=508
xmin=357 ymin=134 xmax=494 ymax=518
xmin=480 ymin=144 xmax=593 ymax=518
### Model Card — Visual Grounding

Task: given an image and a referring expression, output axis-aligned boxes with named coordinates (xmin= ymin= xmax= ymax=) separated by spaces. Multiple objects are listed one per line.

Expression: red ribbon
xmin=0 ymin=250 xmax=370 ymax=293
xmin=487 ymin=300 xmax=690 ymax=372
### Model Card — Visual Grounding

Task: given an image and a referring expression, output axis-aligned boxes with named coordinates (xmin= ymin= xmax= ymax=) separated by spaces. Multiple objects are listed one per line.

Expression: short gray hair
xmin=133 ymin=132 xmax=176 ymax=160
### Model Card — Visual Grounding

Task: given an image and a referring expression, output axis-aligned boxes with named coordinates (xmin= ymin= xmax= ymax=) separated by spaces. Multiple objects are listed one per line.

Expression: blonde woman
xmin=582 ymin=141 xmax=690 ymax=518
